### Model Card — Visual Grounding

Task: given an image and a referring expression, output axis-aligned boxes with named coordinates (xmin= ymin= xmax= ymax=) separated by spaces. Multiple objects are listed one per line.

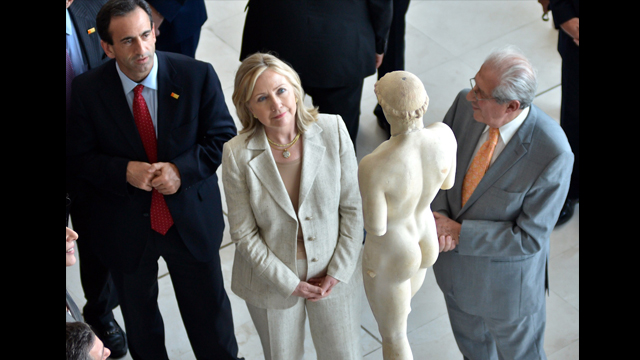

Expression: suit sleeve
xmin=326 ymin=115 xmax=364 ymax=283
xmin=457 ymin=150 xmax=574 ymax=257
xmin=222 ymin=143 xmax=301 ymax=298
xmin=367 ymin=0 xmax=393 ymax=54
xmin=549 ymin=0 xmax=579 ymax=29
xmin=146 ymin=0 xmax=185 ymax=22
xmin=171 ymin=62 xmax=237 ymax=190
xmin=66 ymin=77 xmax=132 ymax=198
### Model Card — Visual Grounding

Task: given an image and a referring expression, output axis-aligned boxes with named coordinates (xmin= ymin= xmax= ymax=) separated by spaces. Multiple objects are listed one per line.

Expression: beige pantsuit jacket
xmin=222 ymin=114 xmax=364 ymax=310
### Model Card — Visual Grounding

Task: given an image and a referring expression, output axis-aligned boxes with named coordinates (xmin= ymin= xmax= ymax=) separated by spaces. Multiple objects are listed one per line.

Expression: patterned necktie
xmin=133 ymin=85 xmax=174 ymax=235
xmin=66 ymin=48 xmax=75 ymax=124
xmin=461 ymin=127 xmax=500 ymax=207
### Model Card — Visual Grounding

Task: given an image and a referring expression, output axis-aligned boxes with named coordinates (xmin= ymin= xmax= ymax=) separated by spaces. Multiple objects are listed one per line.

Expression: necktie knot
xmin=488 ymin=127 xmax=500 ymax=145
xmin=134 ymin=84 xmax=144 ymax=97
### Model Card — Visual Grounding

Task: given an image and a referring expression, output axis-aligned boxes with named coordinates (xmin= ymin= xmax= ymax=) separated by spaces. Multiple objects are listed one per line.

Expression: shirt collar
xmin=483 ymin=105 xmax=530 ymax=145
xmin=66 ymin=9 xmax=72 ymax=36
xmin=115 ymin=53 xmax=159 ymax=94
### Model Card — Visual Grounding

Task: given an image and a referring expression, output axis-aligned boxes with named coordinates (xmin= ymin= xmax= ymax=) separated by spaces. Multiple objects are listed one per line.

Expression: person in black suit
xmin=66 ymin=1 xmax=242 ymax=359
xmin=146 ymin=0 xmax=207 ymax=58
xmin=373 ymin=0 xmax=411 ymax=139
xmin=66 ymin=0 xmax=128 ymax=357
xmin=549 ymin=0 xmax=579 ymax=226
xmin=239 ymin=0 xmax=392 ymax=148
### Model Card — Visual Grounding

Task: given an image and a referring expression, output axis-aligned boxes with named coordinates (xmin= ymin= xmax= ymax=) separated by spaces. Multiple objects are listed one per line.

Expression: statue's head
xmin=375 ymin=71 xmax=429 ymax=126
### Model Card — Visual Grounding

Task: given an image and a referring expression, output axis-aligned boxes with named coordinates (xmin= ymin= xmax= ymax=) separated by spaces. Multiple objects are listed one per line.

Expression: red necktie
xmin=133 ymin=85 xmax=174 ymax=235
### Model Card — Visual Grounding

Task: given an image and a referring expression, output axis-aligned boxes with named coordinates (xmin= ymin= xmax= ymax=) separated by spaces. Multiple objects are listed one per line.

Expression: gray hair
xmin=484 ymin=45 xmax=537 ymax=109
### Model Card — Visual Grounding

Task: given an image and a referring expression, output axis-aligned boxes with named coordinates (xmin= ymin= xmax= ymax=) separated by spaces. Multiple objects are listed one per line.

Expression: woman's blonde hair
xmin=232 ymin=52 xmax=319 ymax=140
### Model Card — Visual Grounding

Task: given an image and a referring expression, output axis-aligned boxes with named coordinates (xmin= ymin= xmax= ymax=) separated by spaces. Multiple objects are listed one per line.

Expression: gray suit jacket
xmin=432 ymin=90 xmax=574 ymax=320
xmin=222 ymin=114 xmax=363 ymax=309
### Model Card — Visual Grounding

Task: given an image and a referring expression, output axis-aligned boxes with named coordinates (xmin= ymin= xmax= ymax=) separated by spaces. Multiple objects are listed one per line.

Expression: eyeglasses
xmin=469 ymin=78 xmax=496 ymax=102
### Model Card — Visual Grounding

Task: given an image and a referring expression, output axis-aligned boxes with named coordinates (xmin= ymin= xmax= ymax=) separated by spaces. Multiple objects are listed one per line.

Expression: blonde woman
xmin=222 ymin=53 xmax=363 ymax=360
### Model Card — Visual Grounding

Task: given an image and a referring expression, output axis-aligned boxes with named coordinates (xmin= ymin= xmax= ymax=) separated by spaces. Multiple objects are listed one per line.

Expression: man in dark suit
xmin=549 ymin=0 xmax=579 ymax=225
xmin=66 ymin=1 xmax=242 ymax=359
xmin=146 ymin=0 xmax=207 ymax=58
xmin=66 ymin=0 xmax=128 ymax=357
xmin=431 ymin=46 xmax=573 ymax=359
xmin=373 ymin=0 xmax=411 ymax=139
xmin=240 ymin=0 xmax=392 ymax=147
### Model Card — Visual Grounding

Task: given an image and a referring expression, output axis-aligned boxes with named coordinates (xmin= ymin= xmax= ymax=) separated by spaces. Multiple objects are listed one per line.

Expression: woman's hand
xmin=293 ymin=275 xmax=340 ymax=302
xmin=307 ymin=275 xmax=339 ymax=300
xmin=292 ymin=281 xmax=324 ymax=301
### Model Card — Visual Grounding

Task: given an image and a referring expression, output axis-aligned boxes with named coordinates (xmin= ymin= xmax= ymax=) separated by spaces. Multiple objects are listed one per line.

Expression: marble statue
xmin=358 ymin=71 xmax=457 ymax=360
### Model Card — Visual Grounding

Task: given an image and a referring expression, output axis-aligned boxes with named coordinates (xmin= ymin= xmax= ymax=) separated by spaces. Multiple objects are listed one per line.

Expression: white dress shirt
xmin=467 ymin=106 xmax=530 ymax=172
xmin=115 ymin=54 xmax=160 ymax=138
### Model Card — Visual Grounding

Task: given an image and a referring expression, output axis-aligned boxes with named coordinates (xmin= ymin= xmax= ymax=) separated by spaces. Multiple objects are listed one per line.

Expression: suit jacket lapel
xmin=156 ymin=52 xmax=183 ymax=162
xmin=298 ymin=123 xmax=325 ymax=208
xmin=69 ymin=3 xmax=103 ymax=69
xmin=248 ymin=127 xmax=298 ymax=220
xmin=99 ymin=61 xmax=149 ymax=162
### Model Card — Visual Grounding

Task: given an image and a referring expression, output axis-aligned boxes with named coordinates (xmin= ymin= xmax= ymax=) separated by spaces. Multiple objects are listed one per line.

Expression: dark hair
xmin=96 ymin=0 xmax=153 ymax=45
xmin=66 ymin=322 xmax=95 ymax=360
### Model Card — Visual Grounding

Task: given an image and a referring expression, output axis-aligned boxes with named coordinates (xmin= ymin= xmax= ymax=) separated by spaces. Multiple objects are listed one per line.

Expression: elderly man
xmin=431 ymin=46 xmax=573 ymax=359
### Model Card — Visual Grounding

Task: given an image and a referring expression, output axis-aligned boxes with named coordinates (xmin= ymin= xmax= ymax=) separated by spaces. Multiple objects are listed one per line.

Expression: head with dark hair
xmin=66 ymin=322 xmax=111 ymax=360
xmin=96 ymin=0 xmax=153 ymax=45
xmin=97 ymin=0 xmax=156 ymax=82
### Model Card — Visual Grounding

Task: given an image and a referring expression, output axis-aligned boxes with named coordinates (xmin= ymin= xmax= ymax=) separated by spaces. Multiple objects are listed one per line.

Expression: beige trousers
xmin=246 ymin=259 xmax=363 ymax=360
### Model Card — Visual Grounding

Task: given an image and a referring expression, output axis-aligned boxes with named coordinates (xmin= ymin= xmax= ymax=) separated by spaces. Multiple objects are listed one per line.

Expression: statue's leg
xmin=410 ymin=268 xmax=427 ymax=298
xmin=419 ymin=217 xmax=439 ymax=269
xmin=364 ymin=275 xmax=414 ymax=360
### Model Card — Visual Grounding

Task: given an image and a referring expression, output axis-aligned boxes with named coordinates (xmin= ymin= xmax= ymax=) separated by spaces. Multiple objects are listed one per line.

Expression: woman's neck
xmin=264 ymin=126 xmax=298 ymax=145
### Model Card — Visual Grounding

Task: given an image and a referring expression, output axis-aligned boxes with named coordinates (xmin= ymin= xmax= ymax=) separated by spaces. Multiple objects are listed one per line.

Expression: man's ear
xmin=506 ymin=100 xmax=521 ymax=114
xmin=101 ymin=40 xmax=115 ymax=59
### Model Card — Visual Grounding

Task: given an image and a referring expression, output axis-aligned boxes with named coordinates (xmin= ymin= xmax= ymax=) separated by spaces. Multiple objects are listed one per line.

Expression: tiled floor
xmin=66 ymin=1 xmax=579 ymax=359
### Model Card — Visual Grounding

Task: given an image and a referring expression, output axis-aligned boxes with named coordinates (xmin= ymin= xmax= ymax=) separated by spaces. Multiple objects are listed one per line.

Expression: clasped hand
xmin=126 ymin=161 xmax=181 ymax=195
xmin=433 ymin=211 xmax=461 ymax=253
xmin=292 ymin=275 xmax=339 ymax=302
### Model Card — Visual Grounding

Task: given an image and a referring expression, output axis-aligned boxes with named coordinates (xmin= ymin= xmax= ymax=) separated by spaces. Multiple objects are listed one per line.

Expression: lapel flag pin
xmin=171 ymin=92 xmax=180 ymax=100
xmin=87 ymin=27 xmax=96 ymax=35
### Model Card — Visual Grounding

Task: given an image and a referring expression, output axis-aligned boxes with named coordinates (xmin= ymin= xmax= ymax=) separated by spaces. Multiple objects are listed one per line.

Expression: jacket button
xmin=308 ymin=236 xmax=316 ymax=241
xmin=305 ymin=216 xmax=313 ymax=220
xmin=311 ymin=258 xmax=318 ymax=262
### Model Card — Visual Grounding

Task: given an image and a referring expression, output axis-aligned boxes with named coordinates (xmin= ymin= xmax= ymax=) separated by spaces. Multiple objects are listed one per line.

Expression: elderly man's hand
xmin=433 ymin=211 xmax=461 ymax=252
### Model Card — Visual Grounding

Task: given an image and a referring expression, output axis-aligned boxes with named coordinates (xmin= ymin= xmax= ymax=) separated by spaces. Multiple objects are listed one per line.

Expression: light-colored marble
xmin=66 ymin=1 xmax=578 ymax=359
